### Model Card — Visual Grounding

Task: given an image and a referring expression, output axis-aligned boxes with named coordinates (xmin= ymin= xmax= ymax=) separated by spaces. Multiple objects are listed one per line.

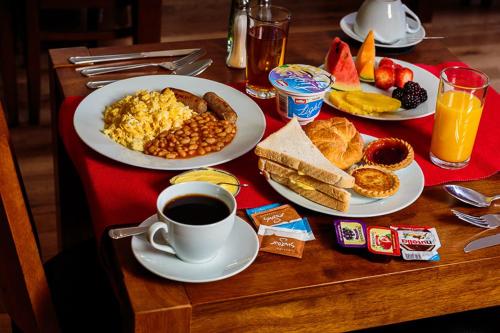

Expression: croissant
xmin=304 ymin=117 xmax=364 ymax=170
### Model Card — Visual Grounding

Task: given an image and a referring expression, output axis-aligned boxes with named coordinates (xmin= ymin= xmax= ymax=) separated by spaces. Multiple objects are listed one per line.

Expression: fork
xmin=80 ymin=48 xmax=205 ymax=77
xmin=451 ymin=209 xmax=500 ymax=229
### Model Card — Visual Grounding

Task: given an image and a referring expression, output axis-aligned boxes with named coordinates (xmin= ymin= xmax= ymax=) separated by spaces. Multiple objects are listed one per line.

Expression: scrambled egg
xmin=102 ymin=88 xmax=192 ymax=151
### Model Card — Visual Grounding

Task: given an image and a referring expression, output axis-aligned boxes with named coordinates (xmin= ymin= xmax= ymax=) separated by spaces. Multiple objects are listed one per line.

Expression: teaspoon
xmin=443 ymin=184 xmax=500 ymax=208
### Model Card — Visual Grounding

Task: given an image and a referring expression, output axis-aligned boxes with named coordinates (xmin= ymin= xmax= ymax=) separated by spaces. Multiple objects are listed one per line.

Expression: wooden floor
xmin=1 ymin=0 xmax=500 ymax=331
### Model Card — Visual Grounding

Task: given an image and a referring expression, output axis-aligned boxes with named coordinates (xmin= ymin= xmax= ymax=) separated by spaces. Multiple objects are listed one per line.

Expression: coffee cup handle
xmin=148 ymin=222 xmax=176 ymax=255
xmin=403 ymin=5 xmax=421 ymax=34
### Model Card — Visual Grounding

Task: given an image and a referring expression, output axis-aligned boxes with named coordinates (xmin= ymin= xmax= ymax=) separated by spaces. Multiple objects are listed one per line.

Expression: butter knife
xmin=86 ymin=58 xmax=213 ymax=89
xmin=464 ymin=233 xmax=500 ymax=253
xmin=69 ymin=48 xmax=200 ymax=65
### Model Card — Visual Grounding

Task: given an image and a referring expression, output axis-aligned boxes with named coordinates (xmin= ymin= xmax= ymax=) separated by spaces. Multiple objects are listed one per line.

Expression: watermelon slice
xmin=325 ymin=37 xmax=361 ymax=91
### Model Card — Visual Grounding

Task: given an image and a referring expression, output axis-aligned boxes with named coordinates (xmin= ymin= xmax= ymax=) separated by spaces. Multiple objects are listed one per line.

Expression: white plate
xmin=322 ymin=57 xmax=439 ymax=121
xmin=74 ymin=75 xmax=266 ymax=170
xmin=266 ymin=134 xmax=424 ymax=218
xmin=340 ymin=12 xmax=426 ymax=48
xmin=131 ymin=215 xmax=259 ymax=283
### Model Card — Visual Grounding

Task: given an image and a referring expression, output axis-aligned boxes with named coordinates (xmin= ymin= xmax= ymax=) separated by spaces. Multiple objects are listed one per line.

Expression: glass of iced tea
xmin=430 ymin=67 xmax=489 ymax=169
xmin=246 ymin=5 xmax=291 ymax=99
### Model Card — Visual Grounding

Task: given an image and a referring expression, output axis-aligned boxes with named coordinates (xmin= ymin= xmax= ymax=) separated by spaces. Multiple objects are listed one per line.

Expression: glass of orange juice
xmin=245 ymin=5 xmax=291 ymax=99
xmin=430 ymin=67 xmax=489 ymax=169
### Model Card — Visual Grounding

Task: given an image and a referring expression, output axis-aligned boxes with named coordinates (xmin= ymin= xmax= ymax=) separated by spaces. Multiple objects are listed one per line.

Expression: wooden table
xmin=49 ymin=31 xmax=500 ymax=332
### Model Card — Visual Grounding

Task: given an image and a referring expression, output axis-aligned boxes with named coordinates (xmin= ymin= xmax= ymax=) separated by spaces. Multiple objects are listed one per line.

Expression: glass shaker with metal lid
xmin=226 ymin=0 xmax=249 ymax=68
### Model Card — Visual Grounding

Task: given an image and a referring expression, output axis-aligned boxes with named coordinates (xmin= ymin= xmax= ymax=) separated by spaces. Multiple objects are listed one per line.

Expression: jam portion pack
xmin=333 ymin=219 xmax=441 ymax=261
xmin=366 ymin=226 xmax=401 ymax=256
xmin=334 ymin=219 xmax=367 ymax=248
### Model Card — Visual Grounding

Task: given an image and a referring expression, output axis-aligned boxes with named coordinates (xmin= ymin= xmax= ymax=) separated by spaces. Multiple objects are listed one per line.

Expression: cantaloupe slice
xmin=355 ymin=31 xmax=375 ymax=82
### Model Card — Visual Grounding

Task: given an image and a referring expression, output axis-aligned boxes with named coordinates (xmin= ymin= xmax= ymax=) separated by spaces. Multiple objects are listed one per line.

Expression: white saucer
xmin=340 ymin=12 xmax=426 ymax=48
xmin=131 ymin=215 xmax=259 ymax=283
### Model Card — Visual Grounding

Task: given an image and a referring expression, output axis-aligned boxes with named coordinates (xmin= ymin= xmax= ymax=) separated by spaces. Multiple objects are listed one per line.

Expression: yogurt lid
xmin=269 ymin=64 xmax=334 ymax=95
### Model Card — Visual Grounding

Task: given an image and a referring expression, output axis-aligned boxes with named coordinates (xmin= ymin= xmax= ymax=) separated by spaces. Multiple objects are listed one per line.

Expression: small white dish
xmin=132 ymin=215 xmax=259 ymax=283
xmin=266 ymin=134 xmax=425 ymax=218
xmin=340 ymin=12 xmax=426 ymax=48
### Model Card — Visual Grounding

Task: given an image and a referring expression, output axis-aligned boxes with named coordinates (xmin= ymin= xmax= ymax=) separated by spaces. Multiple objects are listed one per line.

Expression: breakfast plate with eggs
xmin=74 ymin=75 xmax=266 ymax=170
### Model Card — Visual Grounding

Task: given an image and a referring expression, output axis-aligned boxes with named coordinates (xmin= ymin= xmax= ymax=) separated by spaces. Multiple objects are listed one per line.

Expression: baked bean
xmin=144 ymin=110 xmax=237 ymax=159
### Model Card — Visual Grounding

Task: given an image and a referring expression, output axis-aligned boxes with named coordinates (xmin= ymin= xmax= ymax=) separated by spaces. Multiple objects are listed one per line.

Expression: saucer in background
xmin=340 ymin=12 xmax=426 ymax=48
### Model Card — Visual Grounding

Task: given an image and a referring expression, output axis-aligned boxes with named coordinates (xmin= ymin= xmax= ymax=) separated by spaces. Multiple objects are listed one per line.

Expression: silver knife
xmin=464 ymin=233 xmax=500 ymax=253
xmin=69 ymin=48 xmax=200 ymax=65
xmin=86 ymin=58 xmax=213 ymax=89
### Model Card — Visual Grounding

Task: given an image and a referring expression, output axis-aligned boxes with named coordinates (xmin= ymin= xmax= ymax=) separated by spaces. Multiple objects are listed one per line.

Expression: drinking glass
xmin=245 ymin=5 xmax=291 ymax=99
xmin=430 ymin=67 xmax=489 ymax=169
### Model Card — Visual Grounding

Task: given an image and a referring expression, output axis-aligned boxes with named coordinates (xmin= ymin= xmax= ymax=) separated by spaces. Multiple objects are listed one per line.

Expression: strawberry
xmin=395 ymin=67 xmax=414 ymax=88
xmin=378 ymin=57 xmax=394 ymax=69
xmin=374 ymin=66 xmax=395 ymax=90
xmin=394 ymin=63 xmax=403 ymax=70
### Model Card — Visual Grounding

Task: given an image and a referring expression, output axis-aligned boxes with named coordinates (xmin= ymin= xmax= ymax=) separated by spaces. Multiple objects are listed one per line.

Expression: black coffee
xmin=162 ymin=194 xmax=230 ymax=225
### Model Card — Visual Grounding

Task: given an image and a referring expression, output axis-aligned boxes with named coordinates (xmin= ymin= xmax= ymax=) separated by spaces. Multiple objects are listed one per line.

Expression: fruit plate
xmin=322 ymin=58 xmax=439 ymax=121
xmin=266 ymin=134 xmax=425 ymax=218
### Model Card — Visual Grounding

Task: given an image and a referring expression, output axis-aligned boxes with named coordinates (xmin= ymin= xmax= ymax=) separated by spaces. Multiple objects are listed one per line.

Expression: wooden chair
xmin=0 ymin=103 xmax=122 ymax=332
xmin=24 ymin=0 xmax=161 ymax=125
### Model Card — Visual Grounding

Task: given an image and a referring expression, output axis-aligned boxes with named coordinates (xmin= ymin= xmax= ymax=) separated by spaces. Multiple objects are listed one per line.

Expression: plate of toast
xmin=255 ymin=118 xmax=424 ymax=217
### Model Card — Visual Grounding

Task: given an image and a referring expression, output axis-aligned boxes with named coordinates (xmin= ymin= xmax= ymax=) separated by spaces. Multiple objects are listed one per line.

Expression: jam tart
xmin=349 ymin=165 xmax=400 ymax=198
xmin=362 ymin=138 xmax=414 ymax=171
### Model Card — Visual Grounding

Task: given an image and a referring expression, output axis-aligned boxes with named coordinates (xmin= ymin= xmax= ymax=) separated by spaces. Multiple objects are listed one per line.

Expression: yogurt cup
xmin=269 ymin=64 xmax=334 ymax=125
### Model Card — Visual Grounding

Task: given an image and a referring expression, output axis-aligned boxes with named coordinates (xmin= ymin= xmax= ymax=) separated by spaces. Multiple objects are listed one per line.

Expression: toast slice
xmin=254 ymin=118 xmax=354 ymax=188
xmin=267 ymin=173 xmax=350 ymax=212
xmin=258 ymin=158 xmax=351 ymax=203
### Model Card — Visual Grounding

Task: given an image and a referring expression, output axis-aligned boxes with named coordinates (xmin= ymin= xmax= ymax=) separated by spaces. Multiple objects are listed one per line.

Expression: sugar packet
xmin=257 ymin=225 xmax=307 ymax=258
xmin=246 ymin=203 xmax=315 ymax=241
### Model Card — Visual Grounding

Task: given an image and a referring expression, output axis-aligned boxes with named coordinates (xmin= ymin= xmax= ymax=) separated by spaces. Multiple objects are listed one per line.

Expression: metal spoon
xmin=443 ymin=184 xmax=500 ymax=207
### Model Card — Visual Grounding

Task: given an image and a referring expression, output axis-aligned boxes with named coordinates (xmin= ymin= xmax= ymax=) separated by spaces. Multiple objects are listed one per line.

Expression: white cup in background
xmin=353 ymin=0 xmax=421 ymax=44
xmin=148 ymin=182 xmax=236 ymax=264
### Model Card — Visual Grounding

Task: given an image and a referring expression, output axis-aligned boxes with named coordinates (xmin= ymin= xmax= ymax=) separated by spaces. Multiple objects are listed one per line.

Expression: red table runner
xmin=59 ymin=62 xmax=500 ymax=239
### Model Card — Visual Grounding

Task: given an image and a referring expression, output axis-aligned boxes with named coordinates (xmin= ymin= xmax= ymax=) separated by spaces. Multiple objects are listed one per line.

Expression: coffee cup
xmin=353 ymin=0 xmax=421 ymax=44
xmin=148 ymin=182 xmax=236 ymax=263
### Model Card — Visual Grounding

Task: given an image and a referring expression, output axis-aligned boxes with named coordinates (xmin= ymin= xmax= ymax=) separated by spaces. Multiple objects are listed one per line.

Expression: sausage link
xmin=162 ymin=87 xmax=208 ymax=114
xmin=203 ymin=92 xmax=238 ymax=123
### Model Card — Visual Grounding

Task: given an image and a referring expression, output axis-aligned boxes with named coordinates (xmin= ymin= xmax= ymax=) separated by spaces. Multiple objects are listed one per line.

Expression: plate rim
xmin=73 ymin=75 xmax=266 ymax=170
xmin=266 ymin=133 xmax=425 ymax=218
xmin=131 ymin=215 xmax=259 ymax=283
xmin=340 ymin=12 xmax=426 ymax=48
xmin=321 ymin=57 xmax=439 ymax=121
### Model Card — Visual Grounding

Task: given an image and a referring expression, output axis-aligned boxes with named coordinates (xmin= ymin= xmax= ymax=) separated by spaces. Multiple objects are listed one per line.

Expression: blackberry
xmin=392 ymin=87 xmax=405 ymax=101
xmin=417 ymin=88 xmax=428 ymax=103
xmin=402 ymin=93 xmax=420 ymax=109
xmin=403 ymin=81 xmax=421 ymax=95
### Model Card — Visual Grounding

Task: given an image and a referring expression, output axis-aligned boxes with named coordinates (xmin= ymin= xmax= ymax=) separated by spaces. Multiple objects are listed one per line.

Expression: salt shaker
xmin=226 ymin=0 xmax=249 ymax=69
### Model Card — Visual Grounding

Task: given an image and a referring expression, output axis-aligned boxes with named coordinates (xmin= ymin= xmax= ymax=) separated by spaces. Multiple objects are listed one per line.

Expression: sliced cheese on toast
xmin=258 ymin=158 xmax=351 ymax=203
xmin=254 ymin=118 xmax=354 ymax=188
xmin=268 ymin=173 xmax=350 ymax=212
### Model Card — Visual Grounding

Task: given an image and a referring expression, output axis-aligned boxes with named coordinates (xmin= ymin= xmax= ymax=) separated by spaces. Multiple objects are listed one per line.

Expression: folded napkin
xmin=59 ymin=62 xmax=500 ymax=239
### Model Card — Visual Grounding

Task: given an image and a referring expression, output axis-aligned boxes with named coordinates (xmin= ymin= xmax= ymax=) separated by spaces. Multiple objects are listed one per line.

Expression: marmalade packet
xmin=390 ymin=225 xmax=441 ymax=261
xmin=257 ymin=226 xmax=307 ymax=258
xmin=246 ymin=203 xmax=315 ymax=241
xmin=334 ymin=219 xmax=367 ymax=248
